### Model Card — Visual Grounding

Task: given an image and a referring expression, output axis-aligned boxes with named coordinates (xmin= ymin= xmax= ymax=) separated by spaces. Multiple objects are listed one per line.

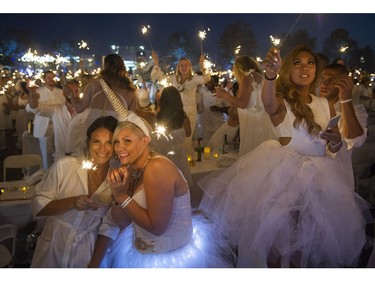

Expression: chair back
xmin=0 ymin=224 xmax=17 ymax=267
xmin=3 ymin=154 xmax=42 ymax=181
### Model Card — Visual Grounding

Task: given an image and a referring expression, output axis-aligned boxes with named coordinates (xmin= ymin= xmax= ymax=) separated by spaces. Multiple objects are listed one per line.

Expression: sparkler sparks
xmin=141 ymin=25 xmax=154 ymax=51
xmin=198 ymin=28 xmax=210 ymax=55
xmin=270 ymin=35 xmax=281 ymax=46
xmin=81 ymin=160 xmax=97 ymax=171
xmin=78 ymin=40 xmax=89 ymax=50
xmin=153 ymin=124 xmax=171 ymax=140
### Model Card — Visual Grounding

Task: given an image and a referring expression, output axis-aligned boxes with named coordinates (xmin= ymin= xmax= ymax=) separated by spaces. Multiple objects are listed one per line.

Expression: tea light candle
xmin=213 ymin=151 xmax=219 ymax=159
xmin=187 ymin=155 xmax=195 ymax=167
xmin=21 ymin=186 xmax=28 ymax=192
xmin=203 ymin=146 xmax=211 ymax=159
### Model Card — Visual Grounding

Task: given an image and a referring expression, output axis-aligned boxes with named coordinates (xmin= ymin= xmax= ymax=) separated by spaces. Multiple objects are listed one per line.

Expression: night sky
xmin=0 ymin=13 xmax=374 ymax=60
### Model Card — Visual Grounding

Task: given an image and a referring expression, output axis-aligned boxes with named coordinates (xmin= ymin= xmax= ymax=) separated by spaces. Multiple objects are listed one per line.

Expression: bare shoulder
xmin=147 ymin=155 xmax=175 ymax=171
xmin=143 ymin=155 xmax=178 ymax=185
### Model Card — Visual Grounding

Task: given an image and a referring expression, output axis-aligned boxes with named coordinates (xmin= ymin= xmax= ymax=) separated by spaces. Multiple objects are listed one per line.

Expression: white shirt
xmin=334 ymin=101 xmax=368 ymax=188
xmin=27 ymin=86 xmax=65 ymax=138
xmin=26 ymin=103 xmax=71 ymax=160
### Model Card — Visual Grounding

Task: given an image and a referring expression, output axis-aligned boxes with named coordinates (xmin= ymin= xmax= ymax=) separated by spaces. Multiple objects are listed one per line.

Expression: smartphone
xmin=325 ymin=114 xmax=341 ymax=131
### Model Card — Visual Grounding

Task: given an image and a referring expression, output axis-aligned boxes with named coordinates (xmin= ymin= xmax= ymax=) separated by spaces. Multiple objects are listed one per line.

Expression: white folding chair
xmin=3 ymin=154 xmax=42 ymax=181
xmin=0 ymin=224 xmax=17 ymax=267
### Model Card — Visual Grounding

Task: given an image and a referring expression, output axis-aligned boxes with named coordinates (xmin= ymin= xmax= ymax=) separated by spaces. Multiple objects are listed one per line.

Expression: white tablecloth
xmin=189 ymin=157 xmax=223 ymax=206
xmin=0 ymin=181 xmax=35 ymax=227
xmin=189 ymin=152 xmax=238 ymax=207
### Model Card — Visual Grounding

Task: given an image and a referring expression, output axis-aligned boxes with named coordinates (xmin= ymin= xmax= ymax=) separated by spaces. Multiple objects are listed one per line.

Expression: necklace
xmin=128 ymin=152 xmax=153 ymax=195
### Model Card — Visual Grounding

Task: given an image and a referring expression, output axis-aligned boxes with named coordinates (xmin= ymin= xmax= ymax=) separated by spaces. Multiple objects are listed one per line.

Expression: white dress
xmin=199 ymin=95 xmax=371 ymax=268
xmin=31 ymin=157 xmax=113 ymax=268
xmin=237 ymin=77 xmax=276 ymax=155
xmin=100 ymin=164 xmax=234 ymax=268
xmin=151 ymin=128 xmax=193 ymax=187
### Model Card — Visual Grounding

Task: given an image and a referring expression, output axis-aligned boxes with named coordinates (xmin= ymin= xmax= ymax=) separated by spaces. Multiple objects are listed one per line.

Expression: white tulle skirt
xmin=100 ymin=212 xmax=235 ymax=268
xmin=199 ymin=140 xmax=372 ymax=268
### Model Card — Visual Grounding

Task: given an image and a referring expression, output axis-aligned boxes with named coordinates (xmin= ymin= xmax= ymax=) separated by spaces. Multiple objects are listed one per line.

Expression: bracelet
xmin=120 ymin=196 xmax=133 ymax=209
xmin=340 ymin=98 xmax=352 ymax=104
xmin=264 ymin=74 xmax=277 ymax=81
xmin=329 ymin=139 xmax=342 ymax=149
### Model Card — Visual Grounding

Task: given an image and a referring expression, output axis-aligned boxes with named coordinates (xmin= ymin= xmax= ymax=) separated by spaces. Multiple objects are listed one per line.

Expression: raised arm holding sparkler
xmin=150 ymin=50 xmax=210 ymax=150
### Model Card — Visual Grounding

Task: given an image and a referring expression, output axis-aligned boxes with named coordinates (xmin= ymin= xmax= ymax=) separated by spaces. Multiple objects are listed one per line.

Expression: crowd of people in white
xmin=1 ymin=44 xmax=375 ymax=268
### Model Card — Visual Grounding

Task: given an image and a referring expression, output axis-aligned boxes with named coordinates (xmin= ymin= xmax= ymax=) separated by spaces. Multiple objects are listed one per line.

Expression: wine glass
xmin=22 ymin=167 xmax=30 ymax=182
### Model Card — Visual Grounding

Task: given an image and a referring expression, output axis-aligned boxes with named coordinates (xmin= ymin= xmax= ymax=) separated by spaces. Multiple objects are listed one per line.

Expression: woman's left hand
xmin=319 ymin=126 xmax=342 ymax=145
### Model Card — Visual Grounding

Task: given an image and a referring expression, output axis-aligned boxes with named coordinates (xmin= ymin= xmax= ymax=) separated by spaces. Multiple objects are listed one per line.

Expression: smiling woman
xmin=29 ymin=116 xmax=118 ymax=268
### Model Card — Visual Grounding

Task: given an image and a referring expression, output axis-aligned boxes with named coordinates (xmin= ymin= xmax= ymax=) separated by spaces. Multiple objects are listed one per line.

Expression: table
xmin=189 ymin=152 xmax=238 ymax=207
xmin=0 ymin=181 xmax=35 ymax=227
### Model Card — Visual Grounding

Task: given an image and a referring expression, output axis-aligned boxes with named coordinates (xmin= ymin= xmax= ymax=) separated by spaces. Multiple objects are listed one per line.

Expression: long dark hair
xmin=156 ymin=86 xmax=185 ymax=131
xmin=86 ymin=116 xmax=118 ymax=141
xmin=100 ymin=54 xmax=135 ymax=92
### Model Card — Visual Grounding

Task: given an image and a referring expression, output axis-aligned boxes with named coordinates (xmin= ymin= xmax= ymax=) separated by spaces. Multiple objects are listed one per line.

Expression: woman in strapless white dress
xmin=89 ymin=112 xmax=234 ymax=268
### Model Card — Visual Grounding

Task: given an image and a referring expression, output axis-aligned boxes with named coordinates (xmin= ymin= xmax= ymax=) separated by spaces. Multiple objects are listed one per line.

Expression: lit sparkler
xmin=78 ymin=40 xmax=90 ymax=50
xmin=141 ymin=25 xmax=154 ymax=51
xmin=81 ymin=159 xmax=97 ymax=171
xmin=198 ymin=28 xmax=210 ymax=55
xmin=340 ymin=46 xmax=349 ymax=53
xmin=270 ymin=35 xmax=281 ymax=46
xmin=153 ymin=124 xmax=171 ymax=140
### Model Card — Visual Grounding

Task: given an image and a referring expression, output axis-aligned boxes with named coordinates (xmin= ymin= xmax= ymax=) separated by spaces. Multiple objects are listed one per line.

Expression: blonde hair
xmin=113 ymin=121 xmax=152 ymax=143
xmin=175 ymin=57 xmax=193 ymax=83
xmin=276 ymin=44 xmax=321 ymax=135
xmin=233 ymin=55 xmax=262 ymax=81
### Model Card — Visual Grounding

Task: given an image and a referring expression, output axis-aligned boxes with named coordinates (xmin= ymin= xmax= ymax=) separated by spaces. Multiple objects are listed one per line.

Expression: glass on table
xmin=212 ymin=150 xmax=219 ymax=159
xmin=186 ymin=151 xmax=196 ymax=167
xmin=22 ymin=167 xmax=30 ymax=182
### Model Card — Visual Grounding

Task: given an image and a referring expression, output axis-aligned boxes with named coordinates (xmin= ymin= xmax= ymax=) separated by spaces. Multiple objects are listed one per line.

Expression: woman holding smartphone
xmin=199 ymin=44 xmax=372 ymax=268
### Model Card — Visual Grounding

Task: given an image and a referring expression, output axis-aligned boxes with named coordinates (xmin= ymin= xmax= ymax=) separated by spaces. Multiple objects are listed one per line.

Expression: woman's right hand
xmin=263 ymin=47 xmax=281 ymax=79
xmin=108 ymin=166 xmax=130 ymax=203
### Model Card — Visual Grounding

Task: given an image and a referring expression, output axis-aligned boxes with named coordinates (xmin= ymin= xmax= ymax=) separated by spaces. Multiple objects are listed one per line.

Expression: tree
xmin=279 ymin=29 xmax=316 ymax=55
xmin=354 ymin=46 xmax=375 ymax=73
xmin=50 ymin=40 xmax=77 ymax=57
xmin=217 ymin=20 xmax=257 ymax=69
xmin=323 ymin=28 xmax=358 ymax=65
xmin=166 ymin=31 xmax=195 ymax=70
xmin=0 ymin=27 xmax=32 ymax=60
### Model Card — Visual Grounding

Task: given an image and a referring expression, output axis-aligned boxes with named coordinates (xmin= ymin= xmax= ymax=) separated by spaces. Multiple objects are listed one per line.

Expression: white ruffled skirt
xmin=100 ymin=212 xmax=235 ymax=268
xmin=199 ymin=140 xmax=372 ymax=268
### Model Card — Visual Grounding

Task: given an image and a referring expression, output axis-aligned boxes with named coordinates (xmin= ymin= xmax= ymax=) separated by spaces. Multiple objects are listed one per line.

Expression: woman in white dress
xmin=151 ymin=51 xmax=210 ymax=150
xmin=30 ymin=116 xmax=118 ymax=267
xmin=199 ymin=45 xmax=371 ymax=268
xmin=215 ymin=55 xmax=276 ymax=156
xmin=151 ymin=86 xmax=193 ymax=187
xmin=88 ymin=87 xmax=234 ymax=268
xmin=71 ymin=54 xmax=137 ymax=134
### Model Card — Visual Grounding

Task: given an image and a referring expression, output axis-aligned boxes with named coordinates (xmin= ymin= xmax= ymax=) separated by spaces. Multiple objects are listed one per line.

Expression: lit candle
xmin=213 ymin=151 xmax=219 ymax=159
xmin=21 ymin=186 xmax=27 ymax=192
xmin=203 ymin=146 xmax=211 ymax=159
